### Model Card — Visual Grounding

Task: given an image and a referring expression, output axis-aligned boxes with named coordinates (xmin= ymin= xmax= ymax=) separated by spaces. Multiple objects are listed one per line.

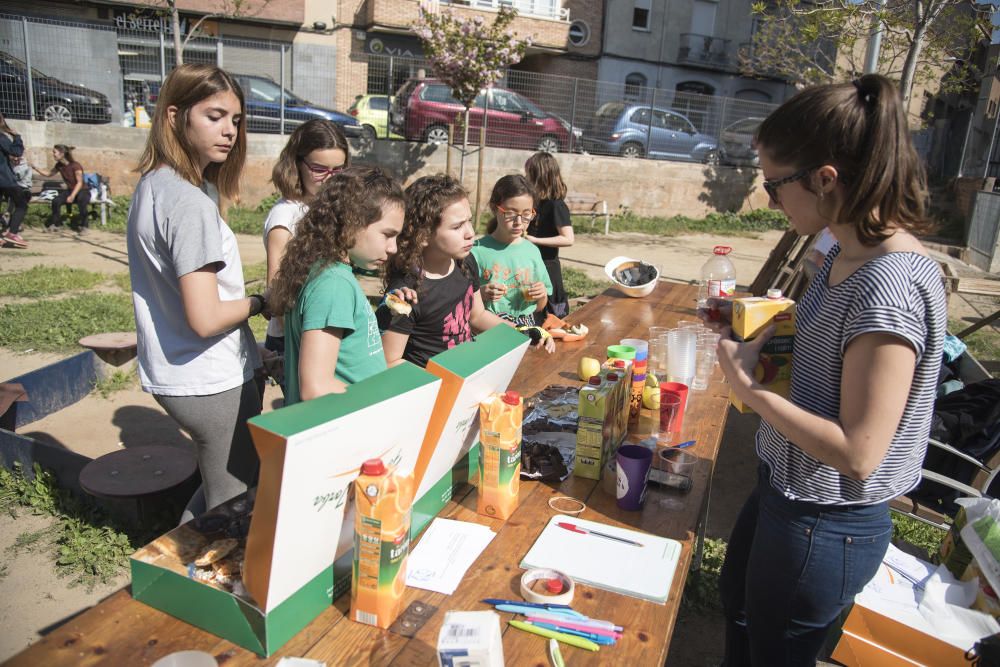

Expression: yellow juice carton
xmin=477 ymin=391 xmax=523 ymax=519
xmin=731 ymin=290 xmax=796 ymax=413
xmin=351 ymin=458 xmax=414 ymax=629
xmin=575 ymin=376 xmax=611 ymax=479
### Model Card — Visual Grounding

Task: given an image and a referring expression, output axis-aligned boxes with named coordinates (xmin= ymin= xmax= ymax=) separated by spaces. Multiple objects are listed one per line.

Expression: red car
xmin=389 ymin=79 xmax=574 ymax=153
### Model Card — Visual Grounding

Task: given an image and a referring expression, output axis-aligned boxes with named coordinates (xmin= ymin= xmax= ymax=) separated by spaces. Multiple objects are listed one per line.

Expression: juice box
xmin=477 ymin=391 xmax=523 ymax=520
xmin=603 ymin=359 xmax=634 ymax=442
xmin=351 ymin=458 xmax=414 ymax=629
xmin=575 ymin=376 xmax=612 ymax=479
xmin=730 ymin=292 xmax=796 ymax=414
xmin=437 ymin=610 xmax=505 ymax=667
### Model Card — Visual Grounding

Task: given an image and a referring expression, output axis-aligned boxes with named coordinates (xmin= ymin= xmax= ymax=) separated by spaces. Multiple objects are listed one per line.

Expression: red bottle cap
xmin=714 ymin=245 xmax=733 ymax=255
xmin=545 ymin=578 xmax=564 ymax=594
xmin=360 ymin=458 xmax=386 ymax=476
xmin=502 ymin=390 xmax=521 ymax=406
xmin=613 ymin=360 xmax=626 ymax=368
xmin=588 ymin=376 xmax=602 ymax=385
xmin=606 ymin=373 xmax=619 ymax=381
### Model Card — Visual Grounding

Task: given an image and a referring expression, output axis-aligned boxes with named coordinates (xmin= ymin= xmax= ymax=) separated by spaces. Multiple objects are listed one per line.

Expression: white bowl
xmin=604 ymin=256 xmax=659 ymax=298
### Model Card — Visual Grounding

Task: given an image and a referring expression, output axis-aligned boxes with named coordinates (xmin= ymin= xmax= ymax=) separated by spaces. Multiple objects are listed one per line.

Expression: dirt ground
xmin=0 ymin=224 xmax=996 ymax=665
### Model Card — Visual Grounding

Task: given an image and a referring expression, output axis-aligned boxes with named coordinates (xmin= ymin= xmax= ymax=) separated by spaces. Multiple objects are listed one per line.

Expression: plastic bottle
xmin=351 ymin=458 xmax=414 ymax=629
xmin=698 ymin=245 xmax=737 ymax=313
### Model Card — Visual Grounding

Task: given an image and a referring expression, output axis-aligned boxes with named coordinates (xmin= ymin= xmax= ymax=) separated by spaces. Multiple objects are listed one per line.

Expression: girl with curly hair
xmin=377 ymin=174 xmax=510 ymax=368
xmin=471 ymin=175 xmax=552 ymax=326
xmin=269 ymin=166 xmax=404 ymax=405
xmin=126 ymin=64 xmax=263 ymax=520
xmin=262 ymin=120 xmax=349 ymax=386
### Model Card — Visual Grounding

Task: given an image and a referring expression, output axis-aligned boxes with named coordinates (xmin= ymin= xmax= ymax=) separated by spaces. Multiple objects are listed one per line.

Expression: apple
xmin=645 ymin=372 xmax=659 ymax=389
xmin=642 ymin=386 xmax=660 ymax=409
xmin=578 ymin=356 xmax=601 ymax=381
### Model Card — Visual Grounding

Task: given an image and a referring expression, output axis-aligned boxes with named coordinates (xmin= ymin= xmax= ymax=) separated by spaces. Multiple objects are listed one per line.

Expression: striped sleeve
xmin=843 ymin=303 xmax=927 ymax=363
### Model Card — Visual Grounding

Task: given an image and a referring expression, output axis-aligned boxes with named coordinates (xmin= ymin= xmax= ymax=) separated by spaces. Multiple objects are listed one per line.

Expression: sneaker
xmin=77 ymin=227 xmax=90 ymax=237
xmin=3 ymin=232 xmax=26 ymax=246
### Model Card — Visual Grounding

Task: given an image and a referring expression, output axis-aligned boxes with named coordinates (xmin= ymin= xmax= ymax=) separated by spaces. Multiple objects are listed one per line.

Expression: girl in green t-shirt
xmin=469 ymin=175 xmax=553 ymax=327
xmin=269 ymin=167 xmax=405 ymax=405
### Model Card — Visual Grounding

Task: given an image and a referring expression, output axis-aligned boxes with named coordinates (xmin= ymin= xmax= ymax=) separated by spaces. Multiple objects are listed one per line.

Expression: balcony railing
xmin=436 ymin=0 xmax=569 ymax=22
xmin=677 ymin=33 xmax=732 ymax=71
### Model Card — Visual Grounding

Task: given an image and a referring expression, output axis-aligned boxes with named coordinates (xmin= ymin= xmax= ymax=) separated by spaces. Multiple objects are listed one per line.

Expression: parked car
xmin=581 ymin=102 xmax=718 ymax=163
xmin=148 ymin=74 xmax=361 ymax=137
xmin=0 ymin=50 xmax=111 ymax=124
xmin=719 ymin=117 xmax=763 ymax=166
xmin=348 ymin=94 xmax=402 ymax=140
xmin=389 ymin=79 xmax=574 ymax=153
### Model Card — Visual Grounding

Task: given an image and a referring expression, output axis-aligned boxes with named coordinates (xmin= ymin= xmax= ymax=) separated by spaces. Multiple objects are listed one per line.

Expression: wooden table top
xmin=6 ymin=281 xmax=732 ymax=667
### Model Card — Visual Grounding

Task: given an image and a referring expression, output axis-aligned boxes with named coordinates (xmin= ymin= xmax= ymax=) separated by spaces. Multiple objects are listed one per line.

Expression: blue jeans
xmin=720 ymin=465 xmax=892 ymax=667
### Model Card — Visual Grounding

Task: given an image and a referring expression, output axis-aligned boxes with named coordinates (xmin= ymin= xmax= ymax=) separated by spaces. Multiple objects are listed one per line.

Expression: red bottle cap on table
xmin=588 ymin=376 xmax=602 ymax=385
xmin=361 ymin=459 xmax=386 ymax=476
xmin=613 ymin=360 xmax=626 ymax=368
xmin=606 ymin=373 xmax=619 ymax=381
xmin=545 ymin=578 xmax=564 ymax=594
xmin=713 ymin=245 xmax=733 ymax=255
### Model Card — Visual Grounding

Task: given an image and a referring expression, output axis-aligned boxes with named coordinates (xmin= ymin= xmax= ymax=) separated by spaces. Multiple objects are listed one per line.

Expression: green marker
xmin=509 ymin=620 xmax=600 ymax=652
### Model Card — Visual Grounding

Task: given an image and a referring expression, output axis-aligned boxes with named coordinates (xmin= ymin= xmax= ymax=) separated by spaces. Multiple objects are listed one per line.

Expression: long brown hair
xmin=486 ymin=174 xmax=536 ymax=234
xmin=524 ymin=151 xmax=566 ymax=200
xmin=385 ymin=174 xmax=469 ymax=292
xmin=270 ymin=166 xmax=405 ymax=314
xmin=135 ymin=64 xmax=247 ymax=201
xmin=0 ymin=113 xmax=17 ymax=138
xmin=755 ymin=74 xmax=931 ymax=245
xmin=54 ymin=144 xmax=76 ymax=163
xmin=271 ymin=119 xmax=350 ymax=201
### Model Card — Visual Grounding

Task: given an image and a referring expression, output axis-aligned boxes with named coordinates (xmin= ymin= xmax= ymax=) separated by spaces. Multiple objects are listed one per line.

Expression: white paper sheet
xmin=406 ymin=518 xmax=496 ymax=595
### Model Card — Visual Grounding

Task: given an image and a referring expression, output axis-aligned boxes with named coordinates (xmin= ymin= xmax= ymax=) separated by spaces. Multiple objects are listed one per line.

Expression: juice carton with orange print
xmin=730 ymin=290 xmax=796 ymax=414
xmin=477 ymin=391 xmax=522 ymax=520
xmin=351 ymin=458 xmax=415 ymax=629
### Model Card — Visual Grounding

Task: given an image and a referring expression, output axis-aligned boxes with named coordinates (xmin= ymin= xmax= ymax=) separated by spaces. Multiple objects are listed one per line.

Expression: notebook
xmin=519 ymin=515 xmax=682 ymax=604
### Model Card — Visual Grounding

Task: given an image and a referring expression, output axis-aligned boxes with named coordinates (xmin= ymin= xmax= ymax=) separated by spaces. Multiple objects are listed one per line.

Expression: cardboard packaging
xmin=941 ymin=506 xmax=974 ymax=578
xmin=437 ymin=610 xmax=505 ymax=667
xmin=603 ymin=358 xmax=634 ymax=445
xmin=414 ymin=325 xmax=529 ymax=534
xmin=131 ymin=363 xmax=440 ymax=656
xmin=730 ymin=294 xmax=795 ymax=414
xmin=477 ymin=391 xmax=523 ymax=520
xmin=575 ymin=376 xmax=613 ymax=480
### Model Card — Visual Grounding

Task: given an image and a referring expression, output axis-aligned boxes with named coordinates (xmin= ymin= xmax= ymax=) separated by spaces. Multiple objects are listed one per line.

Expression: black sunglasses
xmin=762 ymin=166 xmax=817 ymax=205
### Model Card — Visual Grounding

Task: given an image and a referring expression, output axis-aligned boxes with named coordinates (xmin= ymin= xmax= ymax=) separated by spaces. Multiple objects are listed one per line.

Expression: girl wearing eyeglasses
xmin=470 ymin=175 xmax=552 ymax=327
xmin=263 ymin=120 xmax=349 ymax=387
xmin=710 ymin=74 xmax=946 ymax=666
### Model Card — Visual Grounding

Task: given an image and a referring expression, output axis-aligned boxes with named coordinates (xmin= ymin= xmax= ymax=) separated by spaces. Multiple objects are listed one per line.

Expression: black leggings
xmin=0 ymin=186 xmax=29 ymax=234
xmin=50 ymin=188 xmax=91 ymax=229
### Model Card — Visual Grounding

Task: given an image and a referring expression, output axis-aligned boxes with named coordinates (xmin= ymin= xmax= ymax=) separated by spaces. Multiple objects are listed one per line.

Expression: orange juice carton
xmin=731 ymin=290 xmax=796 ymax=414
xmin=351 ymin=458 xmax=415 ymax=629
xmin=477 ymin=391 xmax=523 ymax=519
xmin=437 ymin=610 xmax=505 ymax=667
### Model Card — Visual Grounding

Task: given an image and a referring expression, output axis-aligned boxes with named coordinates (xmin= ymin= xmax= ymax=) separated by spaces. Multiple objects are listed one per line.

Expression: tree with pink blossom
xmin=413 ymin=5 xmax=531 ymax=179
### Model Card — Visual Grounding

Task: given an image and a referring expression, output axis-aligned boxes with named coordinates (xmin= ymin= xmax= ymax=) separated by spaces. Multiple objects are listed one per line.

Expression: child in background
xmin=470 ymin=175 xmax=552 ymax=327
xmin=378 ymin=174 xmax=550 ymax=368
xmin=263 ymin=120 xmax=349 ymax=386
xmin=524 ymin=152 xmax=573 ymax=318
xmin=268 ymin=167 xmax=404 ymax=405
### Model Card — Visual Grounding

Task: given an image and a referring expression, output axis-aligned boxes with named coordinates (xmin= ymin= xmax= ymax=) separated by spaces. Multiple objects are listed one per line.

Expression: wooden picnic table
xmin=6 ymin=281 xmax=731 ymax=667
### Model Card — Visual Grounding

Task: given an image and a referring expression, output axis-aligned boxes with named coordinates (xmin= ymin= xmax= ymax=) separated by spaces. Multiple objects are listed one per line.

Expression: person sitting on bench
xmin=32 ymin=143 xmax=90 ymax=235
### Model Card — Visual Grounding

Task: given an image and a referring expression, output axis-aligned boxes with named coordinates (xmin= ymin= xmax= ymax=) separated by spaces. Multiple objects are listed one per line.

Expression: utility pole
xmin=863 ymin=0 xmax=885 ymax=74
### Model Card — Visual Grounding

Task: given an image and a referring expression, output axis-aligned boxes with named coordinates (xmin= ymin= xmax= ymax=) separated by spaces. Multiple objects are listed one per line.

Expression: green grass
xmin=243 ymin=261 xmax=267 ymax=286
xmin=891 ymin=513 xmax=947 ymax=560
xmin=1 ymin=463 xmax=168 ymax=590
xmin=574 ymin=209 xmax=788 ymax=237
xmin=111 ymin=272 xmax=131 ymax=293
xmin=0 ymin=265 xmax=105 ymax=298
xmin=682 ymin=537 xmax=727 ymax=612
xmin=0 ymin=293 xmax=135 ymax=352
xmin=92 ymin=369 xmax=137 ymax=399
xmin=951 ymin=318 xmax=1000 ymax=370
xmin=563 ymin=267 xmax=610 ymax=301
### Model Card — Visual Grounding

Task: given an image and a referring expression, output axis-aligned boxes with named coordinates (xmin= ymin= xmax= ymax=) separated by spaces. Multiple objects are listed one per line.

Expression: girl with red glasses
xmin=262 ymin=120 xmax=349 ymax=392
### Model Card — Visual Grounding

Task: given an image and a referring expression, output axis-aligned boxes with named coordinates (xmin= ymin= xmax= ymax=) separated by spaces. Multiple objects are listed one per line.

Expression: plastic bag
xmin=959 ymin=497 xmax=1000 ymax=597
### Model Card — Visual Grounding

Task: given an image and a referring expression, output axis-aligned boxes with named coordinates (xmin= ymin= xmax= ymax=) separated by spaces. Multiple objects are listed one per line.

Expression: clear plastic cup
xmin=654 ymin=393 xmax=683 ymax=445
xmin=649 ymin=337 xmax=669 ymax=374
xmin=692 ymin=332 xmax=721 ymax=390
xmin=666 ymin=329 xmax=696 ymax=385
xmin=649 ymin=326 xmax=671 ymax=342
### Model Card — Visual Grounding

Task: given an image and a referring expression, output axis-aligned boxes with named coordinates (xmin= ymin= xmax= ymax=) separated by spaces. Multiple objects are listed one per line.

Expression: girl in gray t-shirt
xmin=126 ymin=64 xmax=266 ymax=520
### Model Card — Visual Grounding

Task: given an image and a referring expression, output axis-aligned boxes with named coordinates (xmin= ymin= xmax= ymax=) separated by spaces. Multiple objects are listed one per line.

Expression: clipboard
xmin=519 ymin=515 xmax=682 ymax=604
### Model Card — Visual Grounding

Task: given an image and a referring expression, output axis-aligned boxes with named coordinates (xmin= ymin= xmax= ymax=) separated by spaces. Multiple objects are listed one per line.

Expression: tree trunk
xmin=898 ymin=21 xmax=927 ymax=115
xmin=459 ymin=105 xmax=470 ymax=183
xmin=171 ymin=4 xmax=184 ymax=66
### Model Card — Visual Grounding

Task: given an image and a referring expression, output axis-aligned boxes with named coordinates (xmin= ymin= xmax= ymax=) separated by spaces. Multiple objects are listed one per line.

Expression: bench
xmin=566 ymin=192 xmax=611 ymax=235
xmin=25 ymin=174 xmax=115 ymax=226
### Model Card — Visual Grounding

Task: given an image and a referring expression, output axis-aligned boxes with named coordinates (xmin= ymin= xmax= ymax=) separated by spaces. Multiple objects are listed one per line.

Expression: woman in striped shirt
xmin=710 ymin=74 xmax=946 ymax=666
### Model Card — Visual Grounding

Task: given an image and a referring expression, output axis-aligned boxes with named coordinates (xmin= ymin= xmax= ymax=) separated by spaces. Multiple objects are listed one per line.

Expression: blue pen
xmin=481 ymin=598 xmax=573 ymax=610
xmin=525 ymin=621 xmax=617 ymax=645
xmin=676 ymin=440 xmax=696 ymax=449
xmin=494 ymin=604 xmax=588 ymax=620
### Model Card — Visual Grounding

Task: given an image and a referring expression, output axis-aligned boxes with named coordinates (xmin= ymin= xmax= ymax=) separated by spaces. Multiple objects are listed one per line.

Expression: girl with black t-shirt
xmin=524 ymin=151 xmax=574 ymax=318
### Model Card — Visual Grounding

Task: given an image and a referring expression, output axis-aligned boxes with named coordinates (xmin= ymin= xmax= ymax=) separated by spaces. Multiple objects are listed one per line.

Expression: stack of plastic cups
xmin=693 ymin=332 xmax=721 ymax=390
xmin=648 ymin=337 xmax=669 ymax=437
xmin=620 ymin=338 xmax=648 ymax=430
xmin=666 ymin=328 xmax=696 ymax=389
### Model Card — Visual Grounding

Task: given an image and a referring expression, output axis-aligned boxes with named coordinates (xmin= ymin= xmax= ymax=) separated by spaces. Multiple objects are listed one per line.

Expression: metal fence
xmin=364 ymin=53 xmax=778 ymax=164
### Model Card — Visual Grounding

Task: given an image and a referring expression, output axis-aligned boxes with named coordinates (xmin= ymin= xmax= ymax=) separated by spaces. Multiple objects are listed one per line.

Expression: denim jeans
xmin=720 ymin=464 xmax=892 ymax=667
